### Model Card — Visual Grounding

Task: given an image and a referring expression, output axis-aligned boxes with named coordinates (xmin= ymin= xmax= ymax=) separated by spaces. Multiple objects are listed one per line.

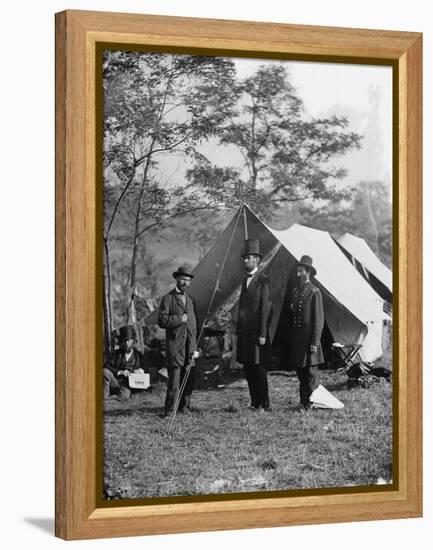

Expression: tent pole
xmin=242 ymin=204 xmax=249 ymax=240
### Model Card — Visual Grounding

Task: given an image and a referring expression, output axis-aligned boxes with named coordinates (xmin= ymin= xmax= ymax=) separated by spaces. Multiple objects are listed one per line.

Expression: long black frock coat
xmin=236 ymin=272 xmax=272 ymax=366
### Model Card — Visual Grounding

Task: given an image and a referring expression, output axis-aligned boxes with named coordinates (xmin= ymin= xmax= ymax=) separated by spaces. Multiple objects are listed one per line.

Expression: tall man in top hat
xmin=287 ymin=255 xmax=324 ymax=409
xmin=236 ymin=239 xmax=272 ymax=411
xmin=103 ymin=324 xmax=147 ymax=400
xmin=158 ymin=266 xmax=200 ymax=417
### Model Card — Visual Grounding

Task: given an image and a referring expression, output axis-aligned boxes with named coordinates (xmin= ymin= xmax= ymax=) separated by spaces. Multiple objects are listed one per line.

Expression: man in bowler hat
xmin=236 ymin=239 xmax=272 ymax=411
xmin=287 ymin=255 xmax=324 ymax=409
xmin=158 ymin=266 xmax=200 ymax=416
xmin=103 ymin=325 xmax=147 ymax=400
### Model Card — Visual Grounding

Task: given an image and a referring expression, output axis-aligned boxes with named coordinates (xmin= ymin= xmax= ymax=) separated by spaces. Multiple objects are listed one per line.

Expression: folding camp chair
xmin=331 ymin=342 xmax=363 ymax=371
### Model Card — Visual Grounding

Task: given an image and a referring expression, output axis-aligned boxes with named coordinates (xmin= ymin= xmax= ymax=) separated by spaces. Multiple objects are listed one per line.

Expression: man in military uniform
xmin=103 ymin=325 xmax=147 ymax=400
xmin=236 ymin=239 xmax=272 ymax=411
xmin=287 ymin=255 xmax=325 ymax=409
xmin=158 ymin=266 xmax=200 ymax=417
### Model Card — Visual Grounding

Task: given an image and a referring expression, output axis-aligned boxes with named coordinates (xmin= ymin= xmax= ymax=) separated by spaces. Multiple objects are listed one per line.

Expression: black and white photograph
xmin=102 ymin=49 xmax=393 ymax=501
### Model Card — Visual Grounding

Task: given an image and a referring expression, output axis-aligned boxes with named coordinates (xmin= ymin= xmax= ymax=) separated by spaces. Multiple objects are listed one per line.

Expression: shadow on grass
xmin=321 ymin=381 xmax=349 ymax=392
xmin=104 ymin=405 xmax=162 ymax=417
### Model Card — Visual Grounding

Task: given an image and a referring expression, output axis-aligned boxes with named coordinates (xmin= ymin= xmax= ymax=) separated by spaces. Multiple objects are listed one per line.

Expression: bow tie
xmin=246 ymin=272 xmax=254 ymax=278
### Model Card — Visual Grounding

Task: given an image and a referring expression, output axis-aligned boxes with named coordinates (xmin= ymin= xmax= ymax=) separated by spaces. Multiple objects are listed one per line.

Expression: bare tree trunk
xmin=356 ymin=183 xmax=379 ymax=253
xmin=365 ymin=183 xmax=379 ymax=252
xmin=129 ymin=155 xmax=153 ymax=299
xmin=103 ymin=236 xmax=113 ymax=361
xmin=126 ymin=187 xmax=148 ymax=351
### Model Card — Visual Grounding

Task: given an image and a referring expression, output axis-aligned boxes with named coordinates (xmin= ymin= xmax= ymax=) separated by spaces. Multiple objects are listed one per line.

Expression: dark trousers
xmin=165 ymin=365 xmax=196 ymax=413
xmin=103 ymin=368 xmax=131 ymax=399
xmin=244 ymin=364 xmax=270 ymax=409
xmin=296 ymin=366 xmax=320 ymax=407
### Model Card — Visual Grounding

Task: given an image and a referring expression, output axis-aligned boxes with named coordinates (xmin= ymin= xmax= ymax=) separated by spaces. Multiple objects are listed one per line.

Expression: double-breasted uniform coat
xmin=287 ymin=280 xmax=325 ymax=406
xmin=158 ymin=288 xmax=199 ymax=413
xmin=288 ymin=281 xmax=324 ymax=368
xmin=236 ymin=271 xmax=273 ymax=409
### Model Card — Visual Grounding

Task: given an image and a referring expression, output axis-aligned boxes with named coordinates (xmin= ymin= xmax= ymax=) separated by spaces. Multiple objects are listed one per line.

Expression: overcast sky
xmin=233 ymin=57 xmax=392 ymax=192
xmin=152 ymin=56 xmax=393 ymax=200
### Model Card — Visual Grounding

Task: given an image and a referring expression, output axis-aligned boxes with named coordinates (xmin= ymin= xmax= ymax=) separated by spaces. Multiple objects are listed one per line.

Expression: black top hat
xmin=296 ymin=255 xmax=317 ymax=277
xmin=118 ymin=325 xmax=136 ymax=341
xmin=241 ymin=239 xmax=262 ymax=258
xmin=172 ymin=266 xmax=194 ymax=279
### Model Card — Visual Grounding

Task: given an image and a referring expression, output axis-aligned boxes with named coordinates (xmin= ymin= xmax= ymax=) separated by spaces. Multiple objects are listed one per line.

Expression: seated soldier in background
xmin=103 ymin=325 xmax=148 ymax=400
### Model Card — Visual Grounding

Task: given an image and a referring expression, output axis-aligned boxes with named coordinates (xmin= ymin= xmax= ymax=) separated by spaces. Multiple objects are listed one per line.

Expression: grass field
xmin=103 ymin=369 xmax=392 ymax=499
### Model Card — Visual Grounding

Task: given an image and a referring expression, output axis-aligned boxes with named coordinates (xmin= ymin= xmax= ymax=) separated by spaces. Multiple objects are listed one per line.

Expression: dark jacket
xmin=157 ymin=288 xmax=198 ymax=369
xmin=236 ymin=271 xmax=272 ymax=366
xmin=105 ymin=347 xmax=146 ymax=375
xmin=288 ymin=281 xmax=324 ymax=368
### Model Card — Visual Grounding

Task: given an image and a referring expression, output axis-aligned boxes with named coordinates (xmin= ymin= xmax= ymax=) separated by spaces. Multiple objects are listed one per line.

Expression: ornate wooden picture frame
xmin=55 ymin=9 xmax=422 ymax=540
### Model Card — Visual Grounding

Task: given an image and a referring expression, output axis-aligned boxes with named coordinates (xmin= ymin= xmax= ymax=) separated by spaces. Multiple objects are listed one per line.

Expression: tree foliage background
xmin=103 ymin=50 xmax=392 ymax=335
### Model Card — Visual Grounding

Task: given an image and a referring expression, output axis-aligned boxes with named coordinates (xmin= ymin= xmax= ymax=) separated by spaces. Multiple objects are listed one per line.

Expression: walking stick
xmin=166 ymin=356 xmax=195 ymax=435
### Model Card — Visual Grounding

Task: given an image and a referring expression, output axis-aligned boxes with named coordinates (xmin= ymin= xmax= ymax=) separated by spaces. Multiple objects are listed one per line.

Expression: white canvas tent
xmin=268 ymin=223 xmax=387 ymax=362
xmin=145 ymin=205 xmax=388 ymax=364
xmin=337 ymin=232 xmax=392 ymax=303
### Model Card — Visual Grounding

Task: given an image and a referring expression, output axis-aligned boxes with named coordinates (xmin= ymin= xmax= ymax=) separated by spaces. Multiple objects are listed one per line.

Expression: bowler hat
xmin=241 ymin=239 xmax=262 ymax=258
xmin=172 ymin=266 xmax=194 ymax=279
xmin=297 ymin=255 xmax=317 ymax=277
xmin=118 ymin=325 xmax=136 ymax=341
